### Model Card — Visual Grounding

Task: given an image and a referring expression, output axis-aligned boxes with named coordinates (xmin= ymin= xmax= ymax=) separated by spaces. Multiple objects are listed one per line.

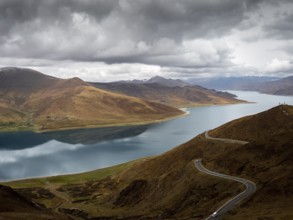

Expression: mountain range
xmin=90 ymin=75 xmax=245 ymax=107
xmin=101 ymin=74 xmax=293 ymax=99
xmin=0 ymin=67 xmax=244 ymax=132
xmin=256 ymin=76 xmax=293 ymax=95
xmin=117 ymin=75 xmax=190 ymax=87
xmin=0 ymin=67 xmax=184 ymax=132
xmin=2 ymin=105 xmax=292 ymax=219
xmin=191 ymin=76 xmax=293 ymax=96
xmin=144 ymin=75 xmax=190 ymax=87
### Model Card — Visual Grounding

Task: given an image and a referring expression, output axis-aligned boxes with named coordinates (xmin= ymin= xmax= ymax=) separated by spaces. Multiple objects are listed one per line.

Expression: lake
xmin=0 ymin=91 xmax=292 ymax=181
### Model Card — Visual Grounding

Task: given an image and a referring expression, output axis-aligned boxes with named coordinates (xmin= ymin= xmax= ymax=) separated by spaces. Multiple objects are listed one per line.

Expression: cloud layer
xmin=0 ymin=0 xmax=292 ymax=80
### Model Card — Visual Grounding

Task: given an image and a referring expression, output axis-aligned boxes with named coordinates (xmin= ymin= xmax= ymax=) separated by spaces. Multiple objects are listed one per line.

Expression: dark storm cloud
xmin=0 ymin=0 xmax=259 ymax=38
xmin=1 ymin=0 xmax=293 ymax=79
xmin=0 ymin=0 xmax=115 ymax=26
xmin=114 ymin=0 xmax=260 ymax=41
xmin=0 ymin=0 xmax=267 ymax=67
xmin=264 ymin=12 xmax=293 ymax=40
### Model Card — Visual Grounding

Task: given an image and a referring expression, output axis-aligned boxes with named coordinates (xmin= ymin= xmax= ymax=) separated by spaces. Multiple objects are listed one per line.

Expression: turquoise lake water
xmin=0 ymin=91 xmax=292 ymax=181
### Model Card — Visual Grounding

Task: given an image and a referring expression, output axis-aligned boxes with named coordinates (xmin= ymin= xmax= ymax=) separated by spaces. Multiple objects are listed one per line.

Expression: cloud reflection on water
xmin=0 ymin=124 xmax=150 ymax=150
xmin=0 ymin=140 xmax=83 ymax=164
xmin=1 ymin=92 xmax=293 ymax=181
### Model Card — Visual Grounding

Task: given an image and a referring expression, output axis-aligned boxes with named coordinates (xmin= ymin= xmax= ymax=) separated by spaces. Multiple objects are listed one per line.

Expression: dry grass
xmin=4 ymin=159 xmax=139 ymax=188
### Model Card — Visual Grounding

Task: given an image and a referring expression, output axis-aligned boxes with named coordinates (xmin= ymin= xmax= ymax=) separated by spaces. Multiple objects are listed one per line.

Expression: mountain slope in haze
xmin=91 ymin=82 xmax=245 ymax=107
xmin=189 ymin=76 xmax=278 ymax=90
xmin=256 ymin=76 xmax=293 ymax=95
xmin=7 ymin=105 xmax=292 ymax=220
xmin=116 ymin=75 xmax=190 ymax=87
xmin=0 ymin=67 xmax=184 ymax=131
xmin=145 ymin=75 xmax=190 ymax=87
xmin=191 ymin=76 xmax=293 ymax=96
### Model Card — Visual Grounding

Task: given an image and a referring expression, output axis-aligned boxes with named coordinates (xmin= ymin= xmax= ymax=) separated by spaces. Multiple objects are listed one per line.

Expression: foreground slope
xmin=5 ymin=105 xmax=292 ymax=219
xmin=0 ymin=67 xmax=184 ymax=131
xmin=0 ymin=184 xmax=68 ymax=220
xmin=97 ymin=105 xmax=292 ymax=219
xmin=91 ymin=82 xmax=245 ymax=107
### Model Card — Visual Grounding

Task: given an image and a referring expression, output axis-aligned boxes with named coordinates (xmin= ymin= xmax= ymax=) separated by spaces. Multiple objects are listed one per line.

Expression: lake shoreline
xmin=0 ymin=101 xmax=247 ymax=133
xmin=1 ymin=91 xmax=292 ymax=181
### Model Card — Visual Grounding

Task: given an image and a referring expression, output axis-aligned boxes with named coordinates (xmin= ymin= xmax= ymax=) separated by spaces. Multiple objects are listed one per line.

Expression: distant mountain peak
xmin=148 ymin=75 xmax=165 ymax=80
xmin=0 ymin=67 xmax=18 ymax=71
xmin=0 ymin=67 xmax=42 ymax=75
xmin=67 ymin=76 xmax=84 ymax=83
xmin=56 ymin=76 xmax=88 ymax=88
xmin=111 ymin=75 xmax=190 ymax=87
xmin=146 ymin=75 xmax=189 ymax=87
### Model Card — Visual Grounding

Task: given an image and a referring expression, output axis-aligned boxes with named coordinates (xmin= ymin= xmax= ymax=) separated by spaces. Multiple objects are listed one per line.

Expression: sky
xmin=0 ymin=0 xmax=293 ymax=82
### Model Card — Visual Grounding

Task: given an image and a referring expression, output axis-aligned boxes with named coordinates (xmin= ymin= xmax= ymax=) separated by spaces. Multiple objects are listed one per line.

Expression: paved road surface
xmin=205 ymin=131 xmax=248 ymax=145
xmin=194 ymin=130 xmax=255 ymax=219
xmin=194 ymin=159 xmax=256 ymax=220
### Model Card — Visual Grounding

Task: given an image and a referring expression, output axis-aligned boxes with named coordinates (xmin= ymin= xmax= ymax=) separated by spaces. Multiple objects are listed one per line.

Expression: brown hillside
xmin=0 ymin=67 xmax=184 ymax=131
xmin=95 ymin=105 xmax=293 ymax=219
xmin=209 ymin=104 xmax=293 ymax=142
xmin=9 ymin=105 xmax=292 ymax=219
xmin=0 ymin=67 xmax=60 ymax=92
xmin=0 ymin=103 xmax=27 ymax=123
xmin=29 ymin=86 xmax=184 ymax=131
xmin=0 ymin=184 xmax=68 ymax=220
xmin=91 ymin=82 xmax=245 ymax=107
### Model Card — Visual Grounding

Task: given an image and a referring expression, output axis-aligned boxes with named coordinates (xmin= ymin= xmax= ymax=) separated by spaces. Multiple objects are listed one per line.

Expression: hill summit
xmin=145 ymin=75 xmax=190 ymax=87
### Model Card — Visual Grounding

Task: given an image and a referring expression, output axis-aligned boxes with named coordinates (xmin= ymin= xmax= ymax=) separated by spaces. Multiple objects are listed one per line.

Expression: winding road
xmin=195 ymin=131 xmax=256 ymax=220
xmin=46 ymin=182 xmax=73 ymax=209
xmin=204 ymin=131 xmax=249 ymax=145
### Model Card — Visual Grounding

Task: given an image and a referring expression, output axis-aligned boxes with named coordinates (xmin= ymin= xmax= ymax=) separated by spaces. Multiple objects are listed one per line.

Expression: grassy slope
xmin=0 ymin=104 xmax=31 ymax=131
xmin=0 ymin=185 xmax=69 ymax=220
xmin=206 ymin=105 xmax=293 ymax=219
xmin=5 ymin=159 xmax=139 ymax=188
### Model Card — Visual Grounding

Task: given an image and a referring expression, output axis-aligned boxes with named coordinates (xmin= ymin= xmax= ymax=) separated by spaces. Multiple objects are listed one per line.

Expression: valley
xmin=2 ymin=105 xmax=292 ymax=219
xmin=0 ymin=1 xmax=292 ymax=220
